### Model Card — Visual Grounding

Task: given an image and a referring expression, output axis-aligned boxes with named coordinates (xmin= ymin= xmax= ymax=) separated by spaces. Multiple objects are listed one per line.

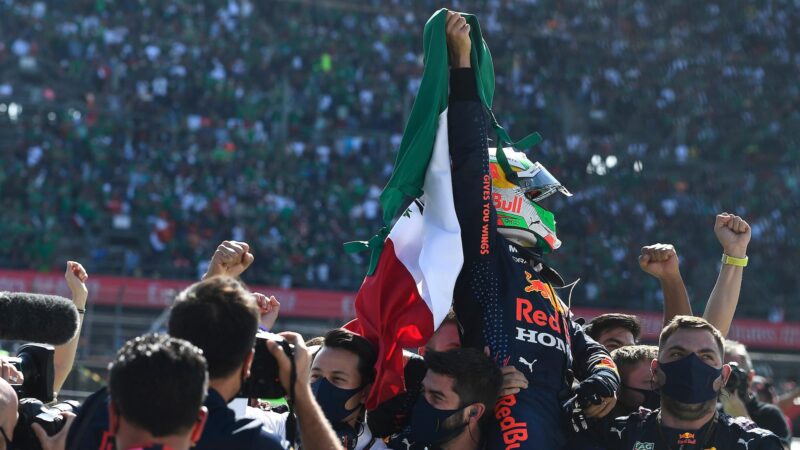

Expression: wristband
xmin=721 ymin=253 xmax=748 ymax=267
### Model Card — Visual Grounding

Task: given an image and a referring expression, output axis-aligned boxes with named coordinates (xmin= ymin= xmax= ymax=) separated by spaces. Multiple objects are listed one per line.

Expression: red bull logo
xmin=516 ymin=297 xmax=561 ymax=334
xmin=494 ymin=394 xmax=528 ymax=449
xmin=677 ymin=432 xmax=696 ymax=445
xmin=493 ymin=192 xmax=523 ymax=214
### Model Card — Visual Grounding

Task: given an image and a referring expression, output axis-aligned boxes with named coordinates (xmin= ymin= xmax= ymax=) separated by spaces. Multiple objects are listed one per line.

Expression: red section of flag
xmin=345 ymin=239 xmax=434 ymax=409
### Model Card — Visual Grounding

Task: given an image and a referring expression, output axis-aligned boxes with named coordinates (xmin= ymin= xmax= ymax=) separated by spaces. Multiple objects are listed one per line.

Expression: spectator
xmin=0 ymin=1 xmax=795 ymax=322
xmin=390 ymin=348 xmax=502 ymax=450
xmin=723 ymin=340 xmax=792 ymax=449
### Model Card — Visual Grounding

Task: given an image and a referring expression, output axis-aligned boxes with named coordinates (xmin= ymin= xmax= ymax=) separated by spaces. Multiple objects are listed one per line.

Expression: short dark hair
xmin=611 ymin=345 xmax=658 ymax=371
xmin=108 ymin=333 xmax=207 ymax=437
xmin=424 ymin=348 xmax=502 ymax=418
xmin=659 ymin=315 xmax=724 ymax=357
xmin=322 ymin=329 xmax=377 ymax=386
xmin=168 ymin=276 xmax=259 ymax=379
xmin=585 ymin=313 xmax=642 ymax=342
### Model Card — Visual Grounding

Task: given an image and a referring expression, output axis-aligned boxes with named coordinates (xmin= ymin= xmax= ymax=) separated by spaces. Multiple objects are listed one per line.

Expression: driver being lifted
xmin=444 ymin=11 xmax=620 ymax=449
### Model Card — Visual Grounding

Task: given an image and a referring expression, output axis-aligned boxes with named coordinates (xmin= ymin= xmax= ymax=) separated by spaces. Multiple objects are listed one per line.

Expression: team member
xmin=444 ymin=12 xmax=619 ymax=449
xmin=584 ymin=314 xmax=642 ymax=352
xmin=389 ymin=348 xmax=502 ymax=449
xmin=595 ymin=316 xmax=782 ymax=449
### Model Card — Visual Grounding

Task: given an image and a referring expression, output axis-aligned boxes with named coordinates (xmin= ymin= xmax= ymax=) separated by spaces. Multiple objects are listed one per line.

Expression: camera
xmin=725 ymin=361 xmax=750 ymax=399
xmin=240 ymin=331 xmax=294 ymax=399
xmin=8 ymin=343 xmax=56 ymax=403
xmin=13 ymin=398 xmax=80 ymax=450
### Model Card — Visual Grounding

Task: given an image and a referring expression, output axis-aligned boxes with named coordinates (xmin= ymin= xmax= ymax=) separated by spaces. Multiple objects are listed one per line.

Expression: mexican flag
xmin=345 ymin=9 xmax=497 ymax=409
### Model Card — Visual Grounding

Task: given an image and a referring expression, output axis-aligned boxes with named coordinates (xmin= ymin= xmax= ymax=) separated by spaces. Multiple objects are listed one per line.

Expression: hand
xmin=575 ymin=378 xmax=617 ymax=418
xmin=638 ymin=244 xmax=680 ymax=281
xmin=0 ymin=358 xmax=24 ymax=384
xmin=445 ymin=11 xmax=471 ymax=68
xmin=204 ymin=241 xmax=255 ymax=279
xmin=65 ymin=261 xmax=88 ymax=307
xmin=720 ymin=390 xmax=750 ymax=418
xmin=266 ymin=332 xmax=311 ymax=400
xmin=32 ymin=411 xmax=75 ymax=450
xmin=254 ymin=293 xmax=281 ymax=330
xmin=715 ymin=213 xmax=751 ymax=259
xmin=499 ymin=365 xmax=529 ymax=397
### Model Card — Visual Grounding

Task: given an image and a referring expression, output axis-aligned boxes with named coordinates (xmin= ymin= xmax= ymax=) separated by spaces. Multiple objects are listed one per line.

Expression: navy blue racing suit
xmin=448 ymin=68 xmax=619 ymax=450
xmin=592 ymin=408 xmax=783 ymax=449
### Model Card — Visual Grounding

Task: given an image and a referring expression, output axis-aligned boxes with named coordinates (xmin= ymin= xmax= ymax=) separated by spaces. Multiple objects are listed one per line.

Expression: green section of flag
xmin=379 ymin=9 xmax=496 ymax=227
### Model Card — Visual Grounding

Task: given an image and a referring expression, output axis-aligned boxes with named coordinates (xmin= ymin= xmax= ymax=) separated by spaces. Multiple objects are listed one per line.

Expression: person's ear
xmin=718 ymin=364 xmax=732 ymax=390
xmin=243 ymin=348 xmax=256 ymax=379
xmin=465 ymin=403 xmax=485 ymax=422
xmin=650 ymin=359 xmax=665 ymax=388
xmin=190 ymin=407 xmax=209 ymax=444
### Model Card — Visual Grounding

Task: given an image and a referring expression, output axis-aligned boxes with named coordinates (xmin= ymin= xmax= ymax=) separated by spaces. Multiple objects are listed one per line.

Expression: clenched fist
xmin=204 ymin=240 xmax=255 ymax=280
xmin=445 ymin=11 xmax=471 ymax=68
xmin=638 ymin=243 xmax=680 ymax=281
xmin=715 ymin=213 xmax=751 ymax=259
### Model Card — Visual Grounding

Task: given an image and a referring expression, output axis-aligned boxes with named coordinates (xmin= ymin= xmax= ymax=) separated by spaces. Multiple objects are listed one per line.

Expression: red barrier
xmin=0 ymin=269 xmax=356 ymax=321
xmin=0 ymin=270 xmax=797 ymax=350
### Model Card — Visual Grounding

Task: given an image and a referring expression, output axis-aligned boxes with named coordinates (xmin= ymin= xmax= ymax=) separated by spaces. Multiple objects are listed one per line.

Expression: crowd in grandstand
xmin=0 ymin=0 xmax=798 ymax=320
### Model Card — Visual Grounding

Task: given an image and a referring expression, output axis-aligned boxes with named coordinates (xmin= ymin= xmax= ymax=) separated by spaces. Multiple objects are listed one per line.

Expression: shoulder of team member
xmin=718 ymin=412 xmax=784 ymax=449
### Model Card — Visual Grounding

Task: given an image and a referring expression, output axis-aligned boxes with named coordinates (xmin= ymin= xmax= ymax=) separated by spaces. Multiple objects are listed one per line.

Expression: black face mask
xmin=622 ymin=385 xmax=661 ymax=410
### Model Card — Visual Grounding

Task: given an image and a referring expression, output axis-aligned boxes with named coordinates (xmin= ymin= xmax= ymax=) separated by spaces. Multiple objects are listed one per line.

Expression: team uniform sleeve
xmin=569 ymin=315 xmax=620 ymax=394
xmin=448 ymin=68 xmax=496 ymax=263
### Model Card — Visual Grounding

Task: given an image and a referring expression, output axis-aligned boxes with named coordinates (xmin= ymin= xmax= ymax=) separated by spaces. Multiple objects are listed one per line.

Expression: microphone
xmin=0 ymin=292 xmax=80 ymax=345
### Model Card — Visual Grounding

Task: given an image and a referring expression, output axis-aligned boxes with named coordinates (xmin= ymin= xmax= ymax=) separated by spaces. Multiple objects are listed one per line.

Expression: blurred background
xmin=0 ymin=0 xmax=798 ymax=435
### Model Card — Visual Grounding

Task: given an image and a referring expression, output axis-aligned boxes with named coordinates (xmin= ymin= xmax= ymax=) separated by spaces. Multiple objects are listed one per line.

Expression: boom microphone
xmin=0 ymin=292 xmax=79 ymax=345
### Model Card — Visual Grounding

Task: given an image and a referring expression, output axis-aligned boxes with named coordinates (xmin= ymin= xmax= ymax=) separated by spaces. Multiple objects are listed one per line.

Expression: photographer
xmin=592 ymin=316 xmax=782 ymax=449
xmin=723 ymin=340 xmax=791 ymax=449
xmin=262 ymin=328 xmax=384 ymax=449
xmin=168 ymin=276 xmax=341 ymax=450
xmin=39 ymin=333 xmax=208 ymax=450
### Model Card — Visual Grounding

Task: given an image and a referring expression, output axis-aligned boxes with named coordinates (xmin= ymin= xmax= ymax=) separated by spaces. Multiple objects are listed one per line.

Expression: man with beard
xmin=388 ymin=348 xmax=502 ymax=450
xmin=592 ymin=316 xmax=781 ymax=450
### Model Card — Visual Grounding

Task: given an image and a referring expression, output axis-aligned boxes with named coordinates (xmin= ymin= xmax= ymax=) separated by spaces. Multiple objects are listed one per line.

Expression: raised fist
xmin=205 ymin=240 xmax=255 ymax=279
xmin=638 ymin=243 xmax=680 ymax=281
xmin=445 ymin=11 xmax=471 ymax=68
xmin=714 ymin=213 xmax=751 ymax=259
xmin=65 ymin=261 xmax=89 ymax=306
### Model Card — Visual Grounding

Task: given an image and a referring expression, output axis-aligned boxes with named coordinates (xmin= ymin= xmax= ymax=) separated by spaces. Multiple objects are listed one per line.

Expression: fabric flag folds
xmin=344 ymin=9 xmax=496 ymax=409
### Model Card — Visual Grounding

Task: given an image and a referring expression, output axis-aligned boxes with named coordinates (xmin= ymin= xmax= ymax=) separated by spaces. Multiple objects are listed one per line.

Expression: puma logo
xmin=519 ymin=357 xmax=537 ymax=373
xmin=738 ymin=437 xmax=755 ymax=450
xmin=610 ymin=426 xmax=625 ymax=439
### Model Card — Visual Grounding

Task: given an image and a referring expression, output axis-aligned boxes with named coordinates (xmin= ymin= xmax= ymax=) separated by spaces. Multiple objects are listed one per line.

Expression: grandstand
xmin=1 ymin=0 xmax=799 ymax=400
